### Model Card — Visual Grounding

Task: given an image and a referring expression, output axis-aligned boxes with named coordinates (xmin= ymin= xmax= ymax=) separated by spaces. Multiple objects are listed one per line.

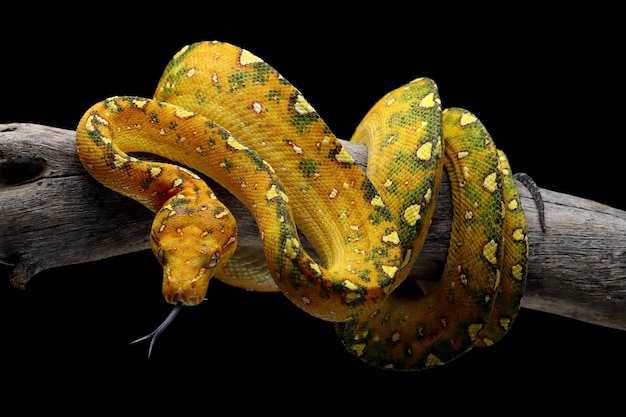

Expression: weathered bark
xmin=1 ymin=123 xmax=624 ymax=331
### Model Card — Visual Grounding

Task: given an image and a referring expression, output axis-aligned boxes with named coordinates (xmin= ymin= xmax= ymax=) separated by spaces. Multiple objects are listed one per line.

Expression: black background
xmin=2 ymin=5 xmax=624 ymax=412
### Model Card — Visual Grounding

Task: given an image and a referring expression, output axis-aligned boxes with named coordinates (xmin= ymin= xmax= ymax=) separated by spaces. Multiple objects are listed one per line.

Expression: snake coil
xmin=76 ymin=41 xmax=529 ymax=370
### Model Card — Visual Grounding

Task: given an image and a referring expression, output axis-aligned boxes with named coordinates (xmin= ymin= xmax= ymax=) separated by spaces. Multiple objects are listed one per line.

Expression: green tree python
xmin=75 ymin=40 xmax=531 ymax=370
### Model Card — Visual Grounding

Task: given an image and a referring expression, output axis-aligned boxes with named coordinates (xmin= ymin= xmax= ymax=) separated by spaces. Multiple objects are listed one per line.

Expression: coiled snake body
xmin=76 ymin=41 xmax=528 ymax=370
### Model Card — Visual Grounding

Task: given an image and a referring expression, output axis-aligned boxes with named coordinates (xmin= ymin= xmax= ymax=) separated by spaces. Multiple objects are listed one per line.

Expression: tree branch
xmin=1 ymin=123 xmax=624 ymax=331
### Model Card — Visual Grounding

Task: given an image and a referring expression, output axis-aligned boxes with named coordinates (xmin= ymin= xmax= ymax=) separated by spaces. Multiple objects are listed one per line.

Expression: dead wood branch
xmin=1 ymin=123 xmax=624 ymax=330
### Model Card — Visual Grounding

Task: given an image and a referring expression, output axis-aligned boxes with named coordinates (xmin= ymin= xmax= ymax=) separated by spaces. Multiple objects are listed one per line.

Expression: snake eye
xmin=208 ymin=252 xmax=220 ymax=268
xmin=156 ymin=247 xmax=165 ymax=265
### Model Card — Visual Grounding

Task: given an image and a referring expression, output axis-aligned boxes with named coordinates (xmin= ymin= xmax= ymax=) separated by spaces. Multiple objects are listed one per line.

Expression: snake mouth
xmin=164 ymin=290 xmax=202 ymax=306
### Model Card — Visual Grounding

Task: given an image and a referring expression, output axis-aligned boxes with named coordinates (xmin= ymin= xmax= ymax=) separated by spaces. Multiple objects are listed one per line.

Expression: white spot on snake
xmin=381 ymin=265 xmax=398 ymax=279
xmin=150 ymin=167 xmax=162 ymax=178
xmin=425 ymin=354 xmax=444 ymax=367
xmin=226 ymin=135 xmax=249 ymax=151
xmin=460 ymin=112 xmax=478 ymax=126
xmin=294 ymin=94 xmax=315 ymax=114
xmin=132 ymin=99 xmax=148 ymax=109
xmin=415 ymin=141 xmax=433 ymax=161
xmin=239 ymin=49 xmax=264 ymax=65
xmin=499 ymin=318 xmax=511 ymax=330
xmin=424 ymin=188 xmax=432 ymax=204
xmin=508 ymin=198 xmax=518 ymax=213
xmin=178 ymin=166 xmax=200 ymax=180
xmin=370 ymin=195 xmax=385 ymax=208
xmin=175 ymin=108 xmax=196 ymax=119
xmin=335 ymin=147 xmax=355 ymax=164
xmin=309 ymin=263 xmax=322 ymax=275
xmin=343 ymin=280 xmax=359 ymax=291
xmin=483 ymin=239 xmax=499 ymax=265
xmin=460 ymin=166 xmax=470 ymax=187
xmin=382 ymin=231 xmax=400 ymax=245
xmin=468 ymin=323 xmax=483 ymax=341
xmin=252 ymin=101 xmax=263 ymax=114
xmin=172 ymin=178 xmax=183 ymax=188
xmin=215 ymin=209 xmax=229 ymax=219
xmin=512 ymin=228 xmax=526 ymax=241
xmin=173 ymin=44 xmax=189 ymax=60
xmin=224 ymin=236 xmax=236 ymax=248
xmin=263 ymin=160 xmax=275 ymax=174
xmin=289 ymin=141 xmax=303 ymax=155
xmin=419 ymin=92 xmax=436 ymax=108
xmin=483 ymin=172 xmax=498 ymax=193
xmin=328 ymin=188 xmax=338 ymax=199
xmin=113 ymin=154 xmax=126 ymax=168
xmin=186 ymin=68 xmax=197 ymax=78
xmin=266 ymin=185 xmax=279 ymax=201
xmin=265 ymin=185 xmax=288 ymax=203
xmin=457 ymin=150 xmax=470 ymax=159
xmin=403 ymin=204 xmax=421 ymax=226
xmin=284 ymin=238 xmax=300 ymax=259
xmin=85 ymin=114 xmax=106 ymax=132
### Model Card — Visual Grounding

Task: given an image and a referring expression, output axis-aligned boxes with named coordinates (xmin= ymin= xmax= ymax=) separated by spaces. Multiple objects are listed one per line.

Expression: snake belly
xmin=75 ymin=40 xmax=528 ymax=370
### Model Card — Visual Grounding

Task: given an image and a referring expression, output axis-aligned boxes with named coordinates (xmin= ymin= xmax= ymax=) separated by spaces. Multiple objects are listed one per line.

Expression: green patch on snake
xmin=169 ymin=195 xmax=191 ymax=210
xmin=330 ymin=279 xmax=367 ymax=306
xmin=157 ymin=64 xmax=192 ymax=100
xmin=298 ymin=157 xmax=321 ymax=178
xmin=228 ymin=64 xmax=273 ymax=93
xmin=395 ymin=104 xmax=440 ymax=131
xmin=167 ymin=120 xmax=178 ymax=131
xmin=220 ymin=159 xmax=234 ymax=173
xmin=360 ymin=178 xmax=382 ymax=203
xmin=228 ymin=71 xmax=248 ymax=92
xmin=139 ymin=177 xmax=154 ymax=191
xmin=344 ymin=230 xmax=365 ymax=245
xmin=194 ymin=90 xmax=209 ymax=106
xmin=374 ymin=265 xmax=395 ymax=288
xmin=397 ymin=149 xmax=439 ymax=174
xmin=358 ymin=269 xmax=372 ymax=283
xmin=249 ymin=62 xmax=273 ymax=85
xmin=147 ymin=111 xmax=159 ymax=124
xmin=360 ymin=181 xmax=395 ymax=225
xmin=285 ymin=263 xmax=311 ymax=290
xmin=242 ymin=147 xmax=267 ymax=171
xmin=288 ymin=113 xmax=318 ymax=134
xmin=366 ymin=245 xmax=392 ymax=262
xmin=267 ymin=89 xmax=282 ymax=105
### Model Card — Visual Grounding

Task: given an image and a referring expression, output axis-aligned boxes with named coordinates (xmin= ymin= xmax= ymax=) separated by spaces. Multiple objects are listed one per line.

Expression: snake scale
xmin=75 ymin=40 xmax=529 ymax=370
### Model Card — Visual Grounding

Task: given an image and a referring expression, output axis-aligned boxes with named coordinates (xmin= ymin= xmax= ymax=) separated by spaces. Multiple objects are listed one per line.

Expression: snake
xmin=75 ymin=40 xmax=529 ymax=370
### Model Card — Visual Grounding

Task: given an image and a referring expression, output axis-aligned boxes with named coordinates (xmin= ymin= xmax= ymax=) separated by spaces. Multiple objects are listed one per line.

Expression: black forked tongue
xmin=130 ymin=302 xmax=183 ymax=358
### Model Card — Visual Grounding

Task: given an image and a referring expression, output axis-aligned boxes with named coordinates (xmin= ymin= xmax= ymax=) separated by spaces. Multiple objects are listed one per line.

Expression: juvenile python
xmin=75 ymin=40 xmax=529 ymax=370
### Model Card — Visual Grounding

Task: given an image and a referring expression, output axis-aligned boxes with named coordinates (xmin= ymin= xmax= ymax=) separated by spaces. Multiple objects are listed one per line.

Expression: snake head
xmin=150 ymin=201 xmax=238 ymax=306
